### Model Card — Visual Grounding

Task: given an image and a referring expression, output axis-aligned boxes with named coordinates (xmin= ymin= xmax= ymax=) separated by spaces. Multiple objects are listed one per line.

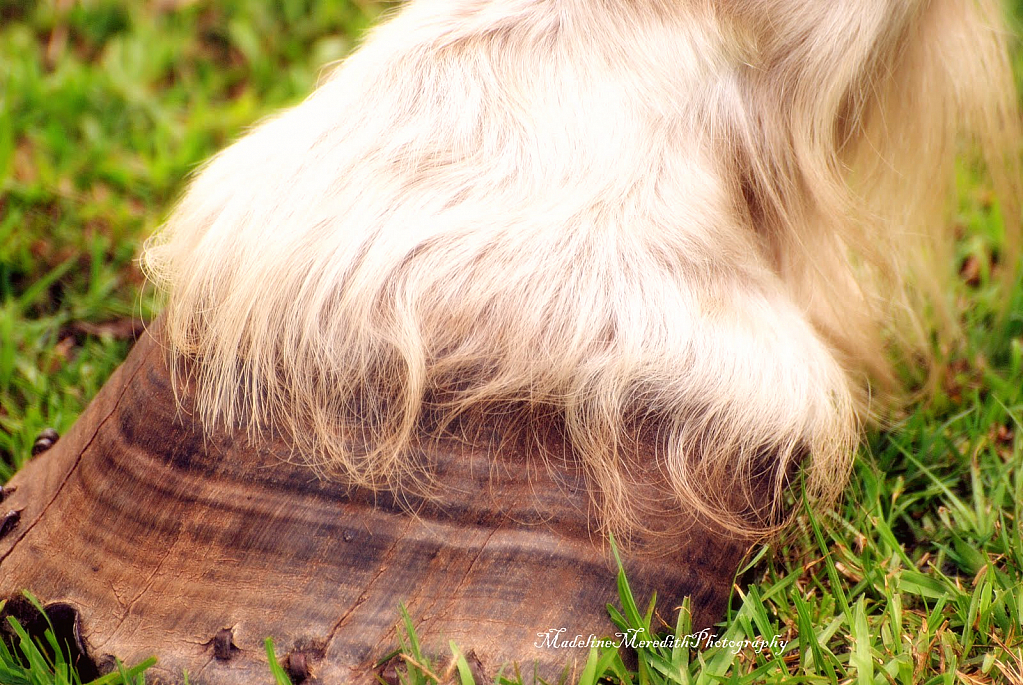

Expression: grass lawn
xmin=2 ymin=1 xmax=1022 ymax=683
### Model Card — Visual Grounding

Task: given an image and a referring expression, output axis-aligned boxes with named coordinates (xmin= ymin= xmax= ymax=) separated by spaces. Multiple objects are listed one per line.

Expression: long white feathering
xmin=142 ymin=0 xmax=1020 ymax=541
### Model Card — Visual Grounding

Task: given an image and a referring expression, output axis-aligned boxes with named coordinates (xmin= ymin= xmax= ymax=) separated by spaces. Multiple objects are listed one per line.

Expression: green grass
xmin=0 ymin=593 xmax=155 ymax=685
xmin=2 ymin=1 xmax=1022 ymax=684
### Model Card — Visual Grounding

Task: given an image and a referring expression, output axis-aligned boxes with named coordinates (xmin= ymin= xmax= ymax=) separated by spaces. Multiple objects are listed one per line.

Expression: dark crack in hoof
xmin=284 ymin=651 xmax=311 ymax=683
xmin=31 ymin=428 xmax=60 ymax=456
xmin=212 ymin=627 xmax=239 ymax=661
xmin=0 ymin=510 xmax=21 ymax=539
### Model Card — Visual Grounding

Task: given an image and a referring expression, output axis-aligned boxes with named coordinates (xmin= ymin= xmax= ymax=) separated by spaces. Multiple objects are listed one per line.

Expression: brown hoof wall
xmin=0 ymin=321 xmax=749 ymax=683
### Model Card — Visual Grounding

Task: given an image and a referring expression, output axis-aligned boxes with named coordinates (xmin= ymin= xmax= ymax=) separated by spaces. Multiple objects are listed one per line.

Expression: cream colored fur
xmin=143 ymin=0 xmax=1021 ymax=540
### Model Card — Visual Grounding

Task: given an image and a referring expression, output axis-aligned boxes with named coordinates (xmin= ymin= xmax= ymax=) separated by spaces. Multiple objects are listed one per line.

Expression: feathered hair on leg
xmin=142 ymin=0 xmax=1020 ymax=543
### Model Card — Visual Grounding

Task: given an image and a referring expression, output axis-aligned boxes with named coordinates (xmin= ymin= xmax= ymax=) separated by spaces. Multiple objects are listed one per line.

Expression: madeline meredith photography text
xmin=535 ymin=628 xmax=789 ymax=654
